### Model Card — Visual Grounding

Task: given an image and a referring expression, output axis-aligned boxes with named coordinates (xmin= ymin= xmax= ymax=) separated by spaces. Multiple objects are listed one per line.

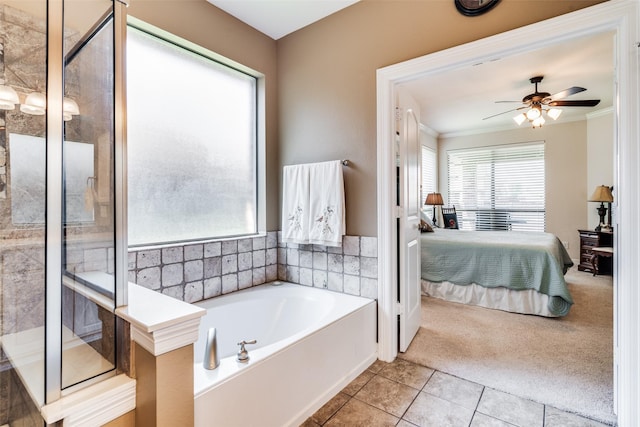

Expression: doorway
xmin=376 ymin=1 xmax=639 ymax=425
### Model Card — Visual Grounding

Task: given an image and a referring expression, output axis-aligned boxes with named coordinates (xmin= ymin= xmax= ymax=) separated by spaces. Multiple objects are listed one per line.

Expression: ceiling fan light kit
xmin=487 ymin=75 xmax=600 ymax=129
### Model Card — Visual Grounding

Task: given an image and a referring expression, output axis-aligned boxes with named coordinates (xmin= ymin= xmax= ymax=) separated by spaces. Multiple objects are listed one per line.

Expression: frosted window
xmin=127 ymin=27 xmax=257 ymax=245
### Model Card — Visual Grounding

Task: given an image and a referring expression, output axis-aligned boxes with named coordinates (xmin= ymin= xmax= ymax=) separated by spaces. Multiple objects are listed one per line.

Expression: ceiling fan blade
xmin=482 ymin=106 xmax=526 ymax=120
xmin=495 ymin=100 xmax=524 ymax=103
xmin=547 ymin=99 xmax=601 ymax=107
xmin=545 ymin=86 xmax=586 ymax=102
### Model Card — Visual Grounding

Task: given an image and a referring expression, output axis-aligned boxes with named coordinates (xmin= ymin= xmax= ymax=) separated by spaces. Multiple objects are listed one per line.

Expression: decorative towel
xmin=282 ymin=163 xmax=310 ymax=245
xmin=308 ymin=160 xmax=345 ymax=247
xmin=281 ymin=160 xmax=346 ymax=247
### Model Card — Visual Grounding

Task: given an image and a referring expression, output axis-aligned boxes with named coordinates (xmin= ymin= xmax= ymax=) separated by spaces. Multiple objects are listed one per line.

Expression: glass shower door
xmin=61 ymin=0 xmax=117 ymax=391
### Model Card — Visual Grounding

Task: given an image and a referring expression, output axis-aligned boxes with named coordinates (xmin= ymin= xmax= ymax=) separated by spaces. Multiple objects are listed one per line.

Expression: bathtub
xmin=193 ymin=281 xmax=377 ymax=427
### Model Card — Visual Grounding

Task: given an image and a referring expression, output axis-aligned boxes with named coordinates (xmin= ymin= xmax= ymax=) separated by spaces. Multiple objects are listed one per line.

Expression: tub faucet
xmin=203 ymin=327 xmax=220 ymax=370
xmin=237 ymin=339 xmax=257 ymax=363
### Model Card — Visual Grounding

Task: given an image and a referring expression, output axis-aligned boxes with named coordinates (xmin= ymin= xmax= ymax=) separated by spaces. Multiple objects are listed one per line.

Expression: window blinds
xmin=421 ymin=145 xmax=437 ymax=206
xmin=447 ymin=142 xmax=545 ymax=232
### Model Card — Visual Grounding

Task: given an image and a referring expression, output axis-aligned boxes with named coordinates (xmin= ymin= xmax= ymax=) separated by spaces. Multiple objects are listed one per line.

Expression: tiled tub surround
xmin=128 ymin=232 xmax=378 ymax=303
xmin=278 ymin=234 xmax=378 ymax=299
xmin=128 ymin=232 xmax=280 ymax=302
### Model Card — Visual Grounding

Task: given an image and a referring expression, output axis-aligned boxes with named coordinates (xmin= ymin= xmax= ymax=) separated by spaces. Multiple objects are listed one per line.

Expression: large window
xmin=127 ymin=26 xmax=258 ymax=246
xmin=421 ymin=145 xmax=437 ymax=205
xmin=447 ymin=142 xmax=545 ymax=232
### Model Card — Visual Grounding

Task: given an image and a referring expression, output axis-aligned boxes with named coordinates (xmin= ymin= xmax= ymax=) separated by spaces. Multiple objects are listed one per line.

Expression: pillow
xmin=442 ymin=212 xmax=459 ymax=229
xmin=420 ymin=210 xmax=434 ymax=227
xmin=420 ymin=220 xmax=433 ymax=232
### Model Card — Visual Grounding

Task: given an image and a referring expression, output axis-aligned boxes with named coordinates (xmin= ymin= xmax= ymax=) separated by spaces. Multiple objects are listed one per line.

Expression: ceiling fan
xmin=483 ymin=75 xmax=601 ymax=127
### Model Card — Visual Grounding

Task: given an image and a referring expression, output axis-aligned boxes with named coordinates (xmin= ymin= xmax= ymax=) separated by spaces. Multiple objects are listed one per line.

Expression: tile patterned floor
xmin=301 ymin=359 xmax=610 ymax=427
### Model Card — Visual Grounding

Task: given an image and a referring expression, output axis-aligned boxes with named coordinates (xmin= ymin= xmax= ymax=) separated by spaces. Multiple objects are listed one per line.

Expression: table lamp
xmin=425 ymin=192 xmax=444 ymax=227
xmin=589 ymin=185 xmax=613 ymax=231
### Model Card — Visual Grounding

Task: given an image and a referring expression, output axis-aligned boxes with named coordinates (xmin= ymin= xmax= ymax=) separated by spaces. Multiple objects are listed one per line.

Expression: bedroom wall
xmin=277 ymin=0 xmax=605 ymax=238
xmin=438 ymin=121 xmax=588 ymax=260
xmin=127 ymin=1 xmax=280 ymax=231
xmin=586 ymin=110 xmax=614 ymax=230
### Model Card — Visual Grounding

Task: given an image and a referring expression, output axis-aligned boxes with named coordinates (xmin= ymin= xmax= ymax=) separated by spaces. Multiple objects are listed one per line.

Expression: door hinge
xmin=395 ymin=107 xmax=402 ymax=121
xmin=395 ymin=206 xmax=403 ymax=218
xmin=395 ymin=302 xmax=403 ymax=315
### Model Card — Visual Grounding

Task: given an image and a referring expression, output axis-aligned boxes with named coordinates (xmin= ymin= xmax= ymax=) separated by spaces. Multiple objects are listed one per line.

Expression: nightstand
xmin=578 ymin=229 xmax=613 ymax=275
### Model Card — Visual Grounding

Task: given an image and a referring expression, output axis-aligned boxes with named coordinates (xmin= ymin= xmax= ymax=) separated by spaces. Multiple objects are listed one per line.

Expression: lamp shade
xmin=589 ymin=185 xmax=614 ymax=202
xmin=425 ymin=192 xmax=444 ymax=206
xmin=547 ymin=108 xmax=562 ymax=120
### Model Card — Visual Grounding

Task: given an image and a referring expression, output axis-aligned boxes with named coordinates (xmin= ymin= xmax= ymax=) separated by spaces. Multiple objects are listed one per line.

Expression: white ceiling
xmin=400 ymin=31 xmax=614 ymax=136
xmin=206 ymin=2 xmax=614 ymax=136
xmin=207 ymin=0 xmax=360 ymax=40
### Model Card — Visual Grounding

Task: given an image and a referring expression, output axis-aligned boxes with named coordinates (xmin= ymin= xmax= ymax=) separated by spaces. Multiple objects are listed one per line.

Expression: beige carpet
xmin=400 ymin=266 xmax=615 ymax=425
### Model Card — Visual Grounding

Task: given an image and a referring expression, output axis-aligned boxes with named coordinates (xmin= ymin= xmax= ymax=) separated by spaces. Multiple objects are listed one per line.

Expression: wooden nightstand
xmin=578 ymin=229 xmax=613 ymax=275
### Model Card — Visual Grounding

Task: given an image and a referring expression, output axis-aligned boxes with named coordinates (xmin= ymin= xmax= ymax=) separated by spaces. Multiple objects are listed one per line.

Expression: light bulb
xmin=526 ymin=107 xmax=541 ymax=120
xmin=547 ymin=108 xmax=562 ymax=120
xmin=20 ymin=92 xmax=46 ymax=115
xmin=532 ymin=116 xmax=545 ymax=128
xmin=513 ymin=113 xmax=527 ymax=125
xmin=0 ymin=83 xmax=19 ymax=110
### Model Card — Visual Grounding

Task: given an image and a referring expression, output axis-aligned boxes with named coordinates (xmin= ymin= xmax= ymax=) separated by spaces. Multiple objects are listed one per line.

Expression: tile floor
xmin=301 ymin=358 xmax=610 ymax=427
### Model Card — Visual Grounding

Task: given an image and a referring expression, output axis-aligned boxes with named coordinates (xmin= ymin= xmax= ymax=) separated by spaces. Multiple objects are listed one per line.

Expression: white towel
xmin=308 ymin=161 xmax=345 ymax=247
xmin=282 ymin=163 xmax=310 ymax=245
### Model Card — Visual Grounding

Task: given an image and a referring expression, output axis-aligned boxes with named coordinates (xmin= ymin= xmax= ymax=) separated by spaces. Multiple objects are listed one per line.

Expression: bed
xmin=420 ymin=227 xmax=574 ymax=317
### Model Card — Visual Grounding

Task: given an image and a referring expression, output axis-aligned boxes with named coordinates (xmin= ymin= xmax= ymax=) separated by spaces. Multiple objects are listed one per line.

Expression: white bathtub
xmin=193 ymin=281 xmax=377 ymax=427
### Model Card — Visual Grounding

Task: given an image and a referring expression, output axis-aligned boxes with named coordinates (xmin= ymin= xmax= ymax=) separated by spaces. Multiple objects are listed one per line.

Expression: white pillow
xmin=420 ymin=209 xmax=434 ymax=227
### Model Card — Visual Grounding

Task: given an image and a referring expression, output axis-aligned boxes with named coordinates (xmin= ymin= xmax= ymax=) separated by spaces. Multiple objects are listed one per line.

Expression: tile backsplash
xmin=127 ymin=232 xmax=378 ymax=303
xmin=277 ymin=233 xmax=378 ymax=299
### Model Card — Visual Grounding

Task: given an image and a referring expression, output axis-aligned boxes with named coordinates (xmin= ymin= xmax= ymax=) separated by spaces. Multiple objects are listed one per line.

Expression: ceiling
xmin=207 ymin=0 xmax=360 ymax=40
xmin=206 ymin=1 xmax=613 ymax=136
xmin=399 ymin=31 xmax=614 ymax=136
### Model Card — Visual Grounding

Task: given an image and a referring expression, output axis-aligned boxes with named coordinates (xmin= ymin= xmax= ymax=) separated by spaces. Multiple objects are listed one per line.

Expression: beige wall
xmin=127 ymin=1 xmax=280 ymax=231
xmin=438 ymin=121 xmax=588 ymax=259
xmin=277 ymin=0 xmax=604 ymax=237
xmin=586 ymin=110 xmax=614 ymax=229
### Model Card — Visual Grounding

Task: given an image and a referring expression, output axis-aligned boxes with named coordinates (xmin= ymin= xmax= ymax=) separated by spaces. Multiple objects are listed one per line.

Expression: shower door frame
xmin=44 ymin=0 xmax=128 ymax=405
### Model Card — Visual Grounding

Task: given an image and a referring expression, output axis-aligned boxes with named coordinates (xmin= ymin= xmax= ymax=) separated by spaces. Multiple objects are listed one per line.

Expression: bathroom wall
xmin=128 ymin=233 xmax=378 ymax=302
xmin=277 ymin=0 xmax=605 ymax=238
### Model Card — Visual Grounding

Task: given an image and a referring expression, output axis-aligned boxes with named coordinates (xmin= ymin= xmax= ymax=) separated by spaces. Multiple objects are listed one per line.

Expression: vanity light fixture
xmin=20 ymin=91 xmax=47 ymax=115
xmin=0 ymin=80 xmax=20 ymax=110
xmin=63 ymin=97 xmax=80 ymax=121
xmin=0 ymin=77 xmax=80 ymax=120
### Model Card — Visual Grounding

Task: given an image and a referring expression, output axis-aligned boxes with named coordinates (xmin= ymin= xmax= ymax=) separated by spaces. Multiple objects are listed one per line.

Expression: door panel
xmin=398 ymin=89 xmax=421 ymax=352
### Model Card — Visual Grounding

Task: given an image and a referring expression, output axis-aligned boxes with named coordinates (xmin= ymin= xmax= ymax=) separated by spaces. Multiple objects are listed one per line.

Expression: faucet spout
xmin=203 ymin=327 xmax=220 ymax=370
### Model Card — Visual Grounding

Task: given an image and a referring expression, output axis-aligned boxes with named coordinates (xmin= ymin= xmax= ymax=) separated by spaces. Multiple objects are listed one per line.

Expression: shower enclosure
xmin=0 ymin=0 xmax=127 ymax=424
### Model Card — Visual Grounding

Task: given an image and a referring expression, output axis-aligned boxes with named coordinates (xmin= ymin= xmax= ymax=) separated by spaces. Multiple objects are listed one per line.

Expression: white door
xmin=397 ymin=89 xmax=422 ymax=352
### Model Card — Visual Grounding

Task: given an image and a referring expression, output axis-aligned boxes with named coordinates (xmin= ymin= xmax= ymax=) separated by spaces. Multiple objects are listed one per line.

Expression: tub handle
xmin=237 ymin=339 xmax=257 ymax=363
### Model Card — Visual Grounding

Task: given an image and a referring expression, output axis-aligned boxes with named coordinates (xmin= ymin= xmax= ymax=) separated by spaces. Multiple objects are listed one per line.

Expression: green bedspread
xmin=420 ymin=229 xmax=574 ymax=316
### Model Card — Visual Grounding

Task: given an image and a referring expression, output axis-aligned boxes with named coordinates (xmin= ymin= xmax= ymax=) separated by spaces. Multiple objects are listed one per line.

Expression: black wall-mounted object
xmin=454 ymin=0 xmax=501 ymax=16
